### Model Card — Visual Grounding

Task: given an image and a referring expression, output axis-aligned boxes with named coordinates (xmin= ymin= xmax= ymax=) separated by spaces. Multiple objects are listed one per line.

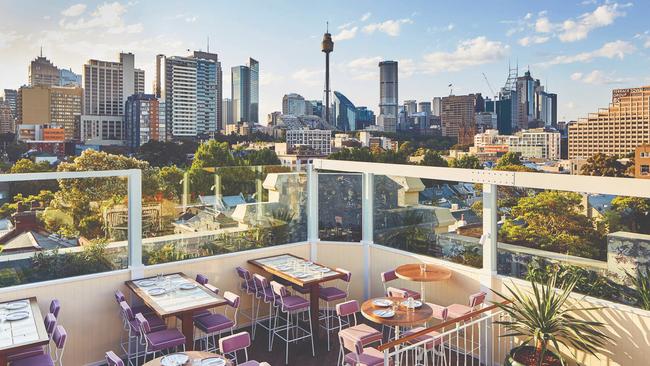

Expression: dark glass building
xmin=333 ymin=91 xmax=357 ymax=131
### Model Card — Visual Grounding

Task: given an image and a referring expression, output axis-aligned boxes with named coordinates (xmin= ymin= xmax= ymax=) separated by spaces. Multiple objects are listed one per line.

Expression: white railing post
xmin=128 ymin=169 xmax=143 ymax=278
xmin=362 ymin=172 xmax=374 ymax=300
xmin=481 ymin=183 xmax=498 ymax=363
xmin=307 ymin=163 xmax=319 ymax=261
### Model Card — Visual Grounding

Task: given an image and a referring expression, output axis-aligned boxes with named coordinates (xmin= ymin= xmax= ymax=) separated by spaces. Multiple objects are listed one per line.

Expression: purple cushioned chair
xmin=319 ymin=268 xmax=352 ymax=351
xmin=194 ymin=291 xmax=240 ymax=352
xmin=120 ymin=301 xmax=166 ymax=364
xmin=251 ymin=273 xmax=278 ymax=344
xmin=135 ymin=313 xmax=186 ymax=360
xmin=7 ymin=312 xmax=57 ymax=361
xmin=219 ymin=331 xmax=265 ymax=366
xmin=447 ymin=291 xmax=487 ymax=319
xmin=114 ymin=289 xmax=151 ymax=315
xmin=49 ymin=299 xmax=60 ymax=318
xmin=380 ymin=270 xmax=421 ymax=300
xmin=177 ymin=274 xmax=214 ymax=323
xmin=335 ymin=300 xmax=383 ymax=366
xmin=105 ymin=351 xmax=125 ymax=366
xmin=270 ymin=281 xmax=315 ymax=365
xmin=12 ymin=325 xmax=67 ymax=366
xmin=340 ymin=333 xmax=391 ymax=366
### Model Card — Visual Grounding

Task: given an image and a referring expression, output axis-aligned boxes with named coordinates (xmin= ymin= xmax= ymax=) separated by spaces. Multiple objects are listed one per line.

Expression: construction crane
xmin=482 ymin=72 xmax=497 ymax=99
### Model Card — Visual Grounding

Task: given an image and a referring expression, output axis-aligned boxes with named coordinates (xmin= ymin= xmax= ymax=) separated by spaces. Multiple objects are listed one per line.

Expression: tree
xmin=187 ymin=141 xmax=237 ymax=195
xmin=499 ymin=191 xmax=606 ymax=259
xmin=244 ymin=148 xmax=280 ymax=166
xmin=9 ymin=159 xmax=53 ymax=174
xmin=328 ymin=148 xmax=375 ymax=162
xmin=420 ymin=150 xmax=448 ymax=167
xmin=495 ymin=152 xmax=522 ymax=168
xmin=607 ymin=196 xmax=650 ymax=234
xmin=136 ymin=141 xmax=188 ymax=167
xmin=8 ymin=159 xmax=57 ymax=196
xmin=398 ymin=141 xmax=415 ymax=156
xmin=581 ymin=153 xmax=629 ymax=177
xmin=158 ymin=165 xmax=185 ymax=199
xmin=449 ymin=154 xmax=482 ymax=169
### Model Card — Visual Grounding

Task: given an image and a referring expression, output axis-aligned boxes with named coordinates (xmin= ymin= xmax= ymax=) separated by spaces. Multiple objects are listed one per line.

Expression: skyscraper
xmin=441 ymin=93 xmax=483 ymax=145
xmin=282 ymin=93 xmax=307 ymax=116
xmin=378 ymin=61 xmax=398 ymax=133
xmin=222 ymin=98 xmax=233 ymax=126
xmin=332 ymin=91 xmax=357 ymax=131
xmin=1 ymin=89 xmax=17 ymax=118
xmin=58 ymin=68 xmax=82 ymax=87
xmin=0 ymin=103 xmax=14 ymax=134
xmin=432 ymin=97 xmax=442 ymax=117
xmin=231 ymin=58 xmax=259 ymax=125
xmin=29 ymin=54 xmax=60 ymax=86
xmin=249 ymin=58 xmax=259 ymax=124
xmin=17 ymin=84 xmax=82 ymax=140
xmin=125 ymin=94 xmax=160 ymax=150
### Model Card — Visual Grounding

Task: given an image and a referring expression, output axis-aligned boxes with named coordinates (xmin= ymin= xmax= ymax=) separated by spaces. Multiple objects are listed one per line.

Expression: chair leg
xmin=285 ymin=310 xmax=290 ymax=365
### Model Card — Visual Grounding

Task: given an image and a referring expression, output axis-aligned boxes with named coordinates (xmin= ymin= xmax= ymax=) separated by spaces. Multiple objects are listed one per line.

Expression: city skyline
xmin=1 ymin=1 xmax=650 ymax=123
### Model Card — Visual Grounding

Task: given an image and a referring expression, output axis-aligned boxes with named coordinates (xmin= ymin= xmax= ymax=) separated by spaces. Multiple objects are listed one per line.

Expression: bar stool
xmin=339 ymin=333 xmax=391 ymax=366
xmin=135 ymin=313 xmax=186 ymax=362
xmin=336 ymin=300 xmax=382 ymax=366
xmin=270 ymin=281 xmax=315 ymax=365
xmin=447 ymin=291 xmax=486 ymax=319
xmin=105 ymin=351 xmax=125 ymax=366
xmin=49 ymin=299 xmax=61 ymax=318
xmin=11 ymin=325 xmax=67 ymax=366
xmin=380 ymin=270 xmax=421 ymax=299
xmin=219 ymin=331 xmax=265 ymax=366
xmin=120 ymin=301 xmax=166 ymax=366
xmin=319 ymin=268 xmax=352 ymax=351
xmin=194 ymin=291 xmax=240 ymax=351
xmin=404 ymin=306 xmax=449 ymax=366
xmin=114 ymin=290 xmax=151 ymax=354
xmin=252 ymin=273 xmax=277 ymax=347
xmin=236 ymin=267 xmax=257 ymax=331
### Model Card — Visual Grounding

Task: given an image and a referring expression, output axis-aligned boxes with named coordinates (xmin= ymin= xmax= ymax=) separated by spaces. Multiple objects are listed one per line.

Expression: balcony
xmin=0 ymin=160 xmax=649 ymax=365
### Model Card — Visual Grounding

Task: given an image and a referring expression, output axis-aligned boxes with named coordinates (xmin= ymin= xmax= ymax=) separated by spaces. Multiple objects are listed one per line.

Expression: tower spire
xmin=207 ymin=36 xmax=210 ymax=53
xmin=40 ymin=45 xmax=43 ymax=57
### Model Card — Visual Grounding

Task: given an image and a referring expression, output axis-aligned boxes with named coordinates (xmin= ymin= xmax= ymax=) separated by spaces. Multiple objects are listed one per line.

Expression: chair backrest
xmin=469 ymin=291 xmax=487 ymax=308
xmin=430 ymin=304 xmax=449 ymax=321
xmin=196 ymin=273 xmax=209 ymax=285
xmin=259 ymin=363 xmax=271 ymax=366
xmin=135 ymin=313 xmax=151 ymax=334
xmin=206 ymin=283 xmax=220 ymax=295
xmin=50 ymin=299 xmax=61 ymax=318
xmin=224 ymin=291 xmax=241 ymax=309
xmin=114 ymin=290 xmax=125 ymax=304
xmin=236 ymin=266 xmax=252 ymax=290
xmin=219 ymin=331 xmax=251 ymax=354
xmin=337 ymin=268 xmax=352 ymax=283
xmin=119 ymin=301 xmax=134 ymax=321
xmin=336 ymin=300 xmax=359 ymax=317
xmin=386 ymin=287 xmax=408 ymax=299
xmin=270 ymin=280 xmax=288 ymax=298
xmin=253 ymin=273 xmax=269 ymax=293
xmin=381 ymin=270 xmax=397 ymax=283
xmin=105 ymin=351 xmax=125 ymax=366
xmin=339 ymin=333 xmax=364 ymax=355
xmin=44 ymin=312 xmax=57 ymax=337
xmin=52 ymin=325 xmax=67 ymax=363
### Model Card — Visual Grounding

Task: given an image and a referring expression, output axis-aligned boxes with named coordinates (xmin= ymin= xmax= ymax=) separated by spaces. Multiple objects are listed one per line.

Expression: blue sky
xmin=1 ymin=0 xmax=649 ymax=123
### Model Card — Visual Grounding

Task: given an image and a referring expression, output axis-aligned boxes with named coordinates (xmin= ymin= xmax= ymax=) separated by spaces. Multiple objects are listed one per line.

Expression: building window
xmin=642 ymin=165 xmax=650 ymax=175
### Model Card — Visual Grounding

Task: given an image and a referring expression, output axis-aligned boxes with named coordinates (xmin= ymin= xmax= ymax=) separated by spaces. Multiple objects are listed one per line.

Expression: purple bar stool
xmin=270 ymin=281 xmax=315 ymax=365
xmin=49 ymin=299 xmax=60 ymax=318
xmin=219 ymin=331 xmax=264 ymax=366
xmin=120 ymin=301 xmax=166 ymax=366
xmin=176 ymin=274 xmax=214 ymax=325
xmin=403 ymin=306 xmax=449 ymax=366
xmin=236 ymin=267 xmax=257 ymax=330
xmin=135 ymin=313 xmax=186 ymax=362
xmin=194 ymin=291 xmax=240 ymax=351
xmin=335 ymin=300 xmax=383 ymax=366
xmin=340 ymin=333 xmax=387 ymax=366
xmin=380 ymin=270 xmax=421 ymax=299
xmin=11 ymin=325 xmax=67 ymax=366
xmin=251 ymin=273 xmax=277 ymax=346
xmin=105 ymin=351 xmax=125 ymax=366
xmin=319 ymin=267 xmax=352 ymax=351
xmin=114 ymin=289 xmax=152 ymax=356
xmin=7 ymin=312 xmax=57 ymax=361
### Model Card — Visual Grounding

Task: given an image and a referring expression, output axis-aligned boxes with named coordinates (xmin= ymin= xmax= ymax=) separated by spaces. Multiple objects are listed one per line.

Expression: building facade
xmin=125 ymin=94 xmax=160 ymax=150
xmin=282 ymin=93 xmax=307 ymax=116
xmin=285 ymin=129 xmax=331 ymax=155
xmin=222 ymin=98 xmax=233 ymax=126
xmin=0 ymin=103 xmax=13 ymax=134
xmin=473 ymin=128 xmax=561 ymax=160
xmin=378 ymin=61 xmax=398 ymax=133
xmin=332 ymin=91 xmax=357 ymax=131
xmin=441 ymin=93 xmax=483 ymax=145
xmin=17 ymin=85 xmax=82 ymax=140
xmin=231 ymin=58 xmax=259 ymax=124
xmin=568 ymin=86 xmax=650 ymax=159
xmin=29 ymin=55 xmax=60 ymax=86
xmin=635 ymin=144 xmax=650 ymax=179
xmin=59 ymin=68 xmax=82 ymax=87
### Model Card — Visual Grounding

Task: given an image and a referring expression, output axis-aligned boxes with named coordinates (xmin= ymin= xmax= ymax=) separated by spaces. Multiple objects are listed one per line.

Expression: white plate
xmin=294 ymin=273 xmax=309 ymax=279
xmin=160 ymin=353 xmax=189 ymax=366
xmin=201 ymin=357 xmax=226 ymax=366
xmin=373 ymin=299 xmax=393 ymax=307
xmin=137 ymin=280 xmax=155 ymax=287
xmin=180 ymin=283 xmax=197 ymax=290
xmin=373 ymin=309 xmax=395 ymax=318
xmin=4 ymin=302 xmax=27 ymax=310
xmin=6 ymin=311 xmax=29 ymax=321
xmin=276 ymin=265 xmax=290 ymax=271
xmin=318 ymin=268 xmax=331 ymax=273
xmin=147 ymin=287 xmax=166 ymax=296
xmin=401 ymin=300 xmax=423 ymax=309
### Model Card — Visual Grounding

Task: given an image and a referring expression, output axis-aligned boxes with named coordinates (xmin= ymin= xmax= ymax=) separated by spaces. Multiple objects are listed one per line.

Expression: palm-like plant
xmin=494 ymin=273 xmax=609 ymax=366
xmin=626 ymin=268 xmax=650 ymax=310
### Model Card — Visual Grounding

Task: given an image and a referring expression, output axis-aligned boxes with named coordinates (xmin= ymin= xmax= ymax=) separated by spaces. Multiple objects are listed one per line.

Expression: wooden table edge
xmin=0 ymin=297 xmax=49 ymax=355
xmin=248 ymin=253 xmax=346 ymax=287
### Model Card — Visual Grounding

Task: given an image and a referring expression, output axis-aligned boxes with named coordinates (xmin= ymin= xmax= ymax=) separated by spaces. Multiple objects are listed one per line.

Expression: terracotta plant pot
xmin=504 ymin=345 xmax=562 ymax=366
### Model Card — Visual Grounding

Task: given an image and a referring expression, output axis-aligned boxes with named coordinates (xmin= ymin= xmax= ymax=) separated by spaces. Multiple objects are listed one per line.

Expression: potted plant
xmin=494 ymin=273 xmax=609 ymax=366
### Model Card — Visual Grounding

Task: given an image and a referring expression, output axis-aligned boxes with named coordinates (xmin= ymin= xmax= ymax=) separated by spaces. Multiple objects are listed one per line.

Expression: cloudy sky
xmin=1 ymin=0 xmax=649 ymax=123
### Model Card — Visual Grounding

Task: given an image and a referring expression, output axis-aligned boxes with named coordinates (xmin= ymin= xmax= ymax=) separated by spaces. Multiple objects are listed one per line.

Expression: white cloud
xmin=523 ymin=12 xmax=532 ymax=20
xmin=541 ymin=40 xmax=635 ymax=65
xmin=360 ymin=12 xmax=371 ymax=22
xmin=291 ymin=68 xmax=322 ymax=86
xmin=0 ymin=31 xmax=21 ymax=49
xmin=362 ymin=18 xmax=413 ymax=37
xmin=634 ymin=31 xmax=650 ymax=48
xmin=61 ymin=4 xmax=87 ymax=17
xmin=518 ymin=35 xmax=549 ymax=46
xmin=344 ymin=56 xmax=382 ymax=80
xmin=421 ymin=37 xmax=509 ymax=74
xmin=571 ymin=70 xmax=631 ymax=85
xmin=59 ymin=2 xmax=143 ymax=34
xmin=535 ymin=17 xmax=553 ymax=33
xmin=333 ymin=27 xmax=358 ymax=42
xmin=559 ymin=3 xmax=626 ymax=42
xmin=337 ymin=22 xmax=354 ymax=30
xmin=447 ymin=23 xmax=455 ymax=31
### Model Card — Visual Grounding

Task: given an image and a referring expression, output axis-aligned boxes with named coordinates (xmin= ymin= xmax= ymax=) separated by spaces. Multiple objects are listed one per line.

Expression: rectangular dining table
xmin=0 ymin=297 xmax=49 ymax=366
xmin=125 ymin=272 xmax=227 ymax=350
xmin=248 ymin=253 xmax=346 ymax=341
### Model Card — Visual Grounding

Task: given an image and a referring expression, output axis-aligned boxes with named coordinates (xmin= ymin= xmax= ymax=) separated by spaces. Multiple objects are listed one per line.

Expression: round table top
xmin=143 ymin=351 xmax=230 ymax=366
xmin=395 ymin=263 xmax=452 ymax=282
xmin=360 ymin=297 xmax=433 ymax=327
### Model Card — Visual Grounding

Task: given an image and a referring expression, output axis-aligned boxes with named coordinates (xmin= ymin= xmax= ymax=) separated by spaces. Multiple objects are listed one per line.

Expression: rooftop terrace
xmin=0 ymin=159 xmax=649 ymax=365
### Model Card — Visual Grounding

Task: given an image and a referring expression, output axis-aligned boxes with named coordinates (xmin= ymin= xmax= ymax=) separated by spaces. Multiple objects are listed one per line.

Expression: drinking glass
xmin=420 ymin=263 xmax=426 ymax=273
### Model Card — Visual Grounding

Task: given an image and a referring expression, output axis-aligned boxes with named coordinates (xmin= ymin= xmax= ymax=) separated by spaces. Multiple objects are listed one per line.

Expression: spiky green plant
xmin=493 ymin=273 xmax=609 ymax=366
xmin=626 ymin=268 xmax=650 ymax=310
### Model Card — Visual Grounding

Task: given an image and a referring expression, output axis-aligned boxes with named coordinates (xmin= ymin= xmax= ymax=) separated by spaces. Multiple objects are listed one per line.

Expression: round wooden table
xmin=394 ymin=263 xmax=452 ymax=301
xmin=143 ymin=351 xmax=230 ymax=366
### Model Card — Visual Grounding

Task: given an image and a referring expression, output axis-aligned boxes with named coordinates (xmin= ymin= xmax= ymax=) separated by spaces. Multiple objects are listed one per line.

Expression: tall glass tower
xmin=231 ymin=65 xmax=250 ymax=123
xmin=249 ymin=58 xmax=259 ymax=123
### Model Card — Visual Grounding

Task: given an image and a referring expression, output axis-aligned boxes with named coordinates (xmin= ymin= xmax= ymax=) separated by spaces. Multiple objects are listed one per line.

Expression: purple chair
xmin=339 ymin=333 xmax=390 ymax=366
xmin=105 ymin=351 xmax=125 ymax=366
xmin=194 ymin=291 xmax=240 ymax=351
xmin=319 ymin=268 xmax=352 ymax=351
xmin=447 ymin=291 xmax=487 ymax=319
xmin=114 ymin=289 xmax=151 ymax=315
xmin=120 ymin=301 xmax=166 ymax=365
xmin=335 ymin=300 xmax=382 ymax=366
xmin=135 ymin=313 xmax=186 ymax=361
xmin=7 ymin=312 xmax=57 ymax=361
xmin=12 ymin=325 xmax=67 ymax=366
xmin=219 ymin=331 xmax=264 ymax=366
xmin=380 ymin=270 xmax=421 ymax=300
xmin=252 ymin=273 xmax=277 ymax=346
xmin=270 ymin=281 xmax=315 ymax=365
xmin=196 ymin=273 xmax=209 ymax=285
xmin=235 ymin=267 xmax=257 ymax=330
xmin=49 ymin=299 xmax=61 ymax=318
xmin=176 ymin=274 xmax=214 ymax=323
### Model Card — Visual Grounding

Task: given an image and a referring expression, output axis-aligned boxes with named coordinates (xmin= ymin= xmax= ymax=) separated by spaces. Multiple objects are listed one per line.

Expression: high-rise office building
xmin=231 ymin=58 xmax=259 ymax=124
xmin=156 ymin=51 xmax=222 ymax=138
xmin=307 ymin=100 xmax=324 ymax=118
xmin=1 ymin=89 xmax=17 ymax=118
xmin=58 ymin=68 xmax=82 ymax=87
xmin=404 ymin=100 xmax=417 ymax=115
xmin=441 ymin=93 xmax=483 ymax=145
xmin=282 ymin=93 xmax=307 ymax=116
xmin=568 ymin=86 xmax=650 ymax=159
xmin=80 ymin=52 xmax=143 ymax=143
xmin=125 ymin=93 xmax=160 ymax=150
xmin=17 ymin=84 xmax=82 ymax=140
xmin=355 ymin=107 xmax=375 ymax=129
xmin=29 ymin=54 xmax=60 ymax=86
xmin=332 ymin=91 xmax=357 ymax=131
xmin=432 ymin=97 xmax=442 ymax=117
xmin=0 ymin=103 xmax=14 ymax=134
xmin=222 ymin=98 xmax=233 ymax=126
xmin=378 ymin=61 xmax=398 ymax=133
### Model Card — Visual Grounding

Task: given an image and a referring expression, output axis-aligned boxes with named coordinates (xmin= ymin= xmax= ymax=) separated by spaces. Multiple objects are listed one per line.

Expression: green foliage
xmin=9 ymin=159 xmax=53 ymax=174
xmin=626 ymin=268 xmax=650 ymax=311
xmin=449 ymin=154 xmax=482 ymax=169
xmin=9 ymin=159 xmax=58 ymax=196
xmin=606 ymin=196 xmax=650 ymax=234
xmin=494 ymin=273 xmax=610 ymax=366
xmin=143 ymin=243 xmax=194 ymax=265
xmin=382 ymin=210 xmax=431 ymax=254
xmin=420 ymin=150 xmax=448 ymax=167
xmin=28 ymin=242 xmax=115 ymax=281
xmin=581 ymin=153 xmax=629 ymax=177
xmin=136 ymin=140 xmax=198 ymax=168
xmin=328 ymin=147 xmax=408 ymax=164
xmin=244 ymin=149 xmax=281 ymax=166
xmin=500 ymin=191 xmax=606 ymax=259
xmin=0 ymin=190 xmax=55 ymax=219
xmin=496 ymin=152 xmax=522 ymax=168
xmin=78 ymin=215 xmax=104 ymax=239
xmin=157 ymin=165 xmax=185 ymax=199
